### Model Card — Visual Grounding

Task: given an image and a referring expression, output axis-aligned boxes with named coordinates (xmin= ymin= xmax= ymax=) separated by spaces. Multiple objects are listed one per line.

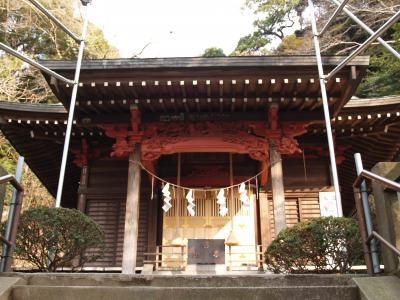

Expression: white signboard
xmin=319 ymin=192 xmax=339 ymax=217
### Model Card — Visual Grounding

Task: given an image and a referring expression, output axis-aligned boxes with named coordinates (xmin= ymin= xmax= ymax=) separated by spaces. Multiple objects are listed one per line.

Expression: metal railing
xmin=0 ymin=159 xmax=24 ymax=272
xmin=353 ymin=153 xmax=400 ymax=275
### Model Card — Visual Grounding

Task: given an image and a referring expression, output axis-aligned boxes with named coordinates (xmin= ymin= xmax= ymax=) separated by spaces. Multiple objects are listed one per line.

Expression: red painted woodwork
xmin=163 ymin=175 xmax=252 ymax=187
xmin=259 ymin=160 xmax=269 ymax=187
xmin=71 ymin=138 xmax=89 ymax=167
xmin=99 ymin=106 xmax=310 ymax=188
xmin=268 ymin=105 xmax=279 ymax=130
xmin=101 ymin=120 xmax=308 ymax=160
xmin=297 ymin=145 xmax=351 ymax=165
xmin=71 ymin=139 xmax=113 ymax=168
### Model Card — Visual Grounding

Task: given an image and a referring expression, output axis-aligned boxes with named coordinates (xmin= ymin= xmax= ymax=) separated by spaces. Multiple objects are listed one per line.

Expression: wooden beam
xmin=83 ymin=110 xmax=325 ymax=125
xmin=270 ymin=147 xmax=286 ymax=234
xmin=122 ymin=144 xmax=141 ymax=274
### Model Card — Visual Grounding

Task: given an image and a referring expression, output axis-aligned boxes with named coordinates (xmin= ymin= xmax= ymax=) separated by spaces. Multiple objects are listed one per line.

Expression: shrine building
xmin=1 ymin=56 xmax=399 ymax=272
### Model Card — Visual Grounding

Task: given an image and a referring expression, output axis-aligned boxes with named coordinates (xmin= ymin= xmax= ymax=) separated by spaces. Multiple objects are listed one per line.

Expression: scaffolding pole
xmin=55 ymin=3 xmax=90 ymax=207
xmin=308 ymin=0 xmax=343 ymax=217
xmin=0 ymin=1 xmax=92 ymax=207
xmin=330 ymin=0 xmax=400 ymax=59
xmin=326 ymin=9 xmax=400 ymax=80
xmin=319 ymin=0 xmax=350 ymax=36
xmin=0 ymin=42 xmax=74 ymax=85
xmin=26 ymin=0 xmax=81 ymax=42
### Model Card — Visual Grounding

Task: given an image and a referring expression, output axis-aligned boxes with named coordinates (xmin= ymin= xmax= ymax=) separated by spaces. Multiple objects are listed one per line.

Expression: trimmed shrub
xmin=15 ymin=207 xmax=105 ymax=271
xmin=265 ymin=217 xmax=363 ymax=274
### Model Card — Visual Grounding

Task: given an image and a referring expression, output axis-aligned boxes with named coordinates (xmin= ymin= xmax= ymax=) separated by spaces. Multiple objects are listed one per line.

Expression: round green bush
xmin=15 ymin=207 xmax=105 ymax=271
xmin=265 ymin=217 xmax=363 ymax=274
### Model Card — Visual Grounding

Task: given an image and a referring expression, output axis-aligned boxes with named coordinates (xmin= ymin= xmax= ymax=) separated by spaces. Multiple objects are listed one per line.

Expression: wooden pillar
xmin=122 ymin=144 xmax=141 ymax=274
xmin=254 ymin=184 xmax=262 ymax=247
xmin=259 ymin=192 xmax=271 ymax=247
xmin=270 ymin=146 xmax=286 ymax=235
xmin=77 ymin=165 xmax=88 ymax=212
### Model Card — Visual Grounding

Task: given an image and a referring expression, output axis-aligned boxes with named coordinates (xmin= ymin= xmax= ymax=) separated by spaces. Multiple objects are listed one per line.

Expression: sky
xmin=85 ymin=0 xmax=256 ymax=58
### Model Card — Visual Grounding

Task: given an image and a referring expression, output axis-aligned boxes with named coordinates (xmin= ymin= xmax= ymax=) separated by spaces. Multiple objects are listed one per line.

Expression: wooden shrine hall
xmin=1 ymin=56 xmax=399 ymax=273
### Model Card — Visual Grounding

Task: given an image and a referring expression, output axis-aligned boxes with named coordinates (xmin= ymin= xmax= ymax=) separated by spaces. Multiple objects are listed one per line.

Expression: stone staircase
xmin=0 ymin=273 xmax=367 ymax=300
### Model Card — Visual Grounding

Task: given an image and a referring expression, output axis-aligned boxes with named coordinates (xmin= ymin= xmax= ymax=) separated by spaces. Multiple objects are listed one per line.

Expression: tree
xmin=234 ymin=0 xmax=400 ymax=97
xmin=235 ymin=0 xmax=399 ymax=55
xmin=0 ymin=0 xmax=119 ymax=103
xmin=234 ymin=0 xmax=308 ymax=55
xmin=356 ymin=23 xmax=400 ymax=97
xmin=0 ymin=0 xmax=120 ymax=208
xmin=202 ymin=47 xmax=226 ymax=57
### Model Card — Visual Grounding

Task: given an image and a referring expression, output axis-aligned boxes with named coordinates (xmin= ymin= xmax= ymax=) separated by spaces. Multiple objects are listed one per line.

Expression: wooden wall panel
xmin=299 ymin=197 xmax=321 ymax=221
xmin=263 ymin=190 xmax=321 ymax=244
xmin=282 ymin=157 xmax=331 ymax=188
xmin=84 ymin=159 xmax=151 ymax=268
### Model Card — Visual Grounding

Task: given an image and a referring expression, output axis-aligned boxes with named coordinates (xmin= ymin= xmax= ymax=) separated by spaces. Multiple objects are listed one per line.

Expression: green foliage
xmin=265 ymin=217 xmax=363 ymax=274
xmin=232 ymin=33 xmax=270 ymax=55
xmin=202 ymin=47 xmax=226 ymax=57
xmin=275 ymin=32 xmax=311 ymax=54
xmin=356 ymin=23 xmax=400 ymax=97
xmin=14 ymin=207 xmax=105 ymax=271
xmin=234 ymin=0 xmax=306 ymax=54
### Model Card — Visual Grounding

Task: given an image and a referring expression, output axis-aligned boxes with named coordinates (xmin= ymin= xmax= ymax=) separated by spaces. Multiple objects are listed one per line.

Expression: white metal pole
xmin=319 ymin=0 xmax=350 ymax=36
xmin=354 ymin=153 xmax=381 ymax=273
xmin=308 ymin=0 xmax=343 ymax=217
xmin=55 ymin=3 xmax=90 ymax=207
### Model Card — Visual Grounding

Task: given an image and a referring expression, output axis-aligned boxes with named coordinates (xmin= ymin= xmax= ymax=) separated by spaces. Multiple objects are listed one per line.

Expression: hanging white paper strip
xmin=239 ymin=182 xmax=250 ymax=207
xmin=186 ymin=189 xmax=195 ymax=216
xmin=216 ymin=188 xmax=228 ymax=216
xmin=162 ymin=183 xmax=172 ymax=212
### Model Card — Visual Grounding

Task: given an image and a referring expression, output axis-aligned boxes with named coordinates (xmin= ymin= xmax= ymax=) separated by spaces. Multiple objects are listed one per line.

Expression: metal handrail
xmin=0 ymin=175 xmax=23 ymax=192
xmin=0 ymin=236 xmax=12 ymax=247
xmin=0 ymin=173 xmax=24 ymax=272
xmin=353 ymin=169 xmax=400 ymax=191
xmin=353 ymin=153 xmax=400 ymax=275
xmin=367 ymin=231 xmax=400 ymax=257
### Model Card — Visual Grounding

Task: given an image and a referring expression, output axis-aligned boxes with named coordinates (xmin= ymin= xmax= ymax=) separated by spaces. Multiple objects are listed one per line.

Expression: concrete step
xmin=3 ymin=273 xmax=359 ymax=287
xmin=11 ymin=285 xmax=359 ymax=300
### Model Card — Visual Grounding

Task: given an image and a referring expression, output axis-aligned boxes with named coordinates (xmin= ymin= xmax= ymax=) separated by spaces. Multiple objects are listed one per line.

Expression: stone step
xmin=11 ymin=285 xmax=360 ymax=300
xmin=4 ymin=273 xmax=359 ymax=288
xmin=353 ymin=276 xmax=400 ymax=300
